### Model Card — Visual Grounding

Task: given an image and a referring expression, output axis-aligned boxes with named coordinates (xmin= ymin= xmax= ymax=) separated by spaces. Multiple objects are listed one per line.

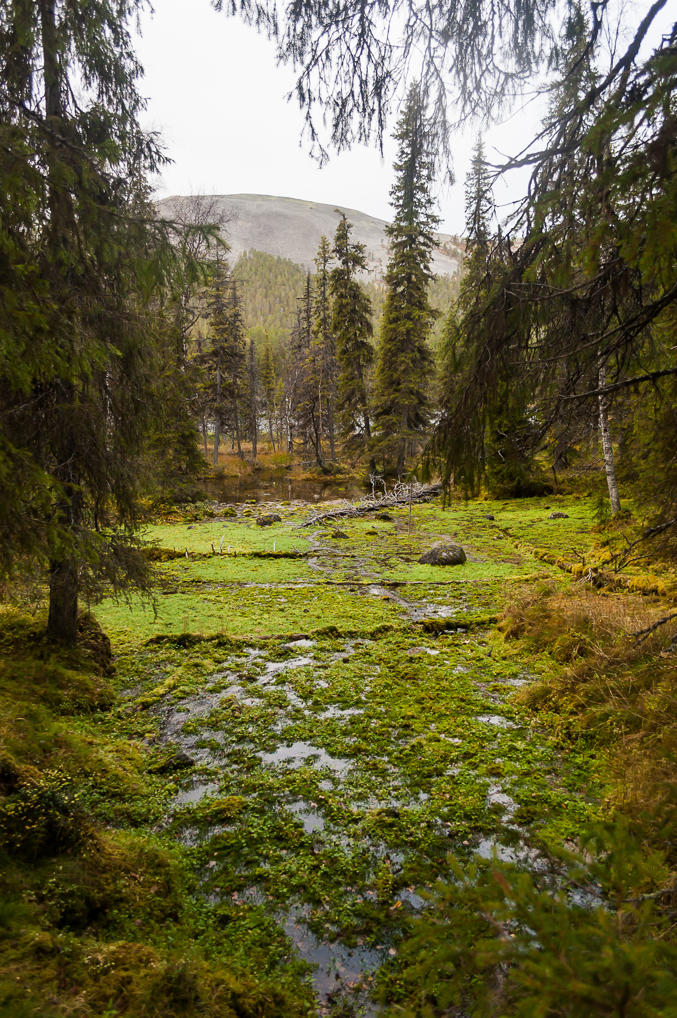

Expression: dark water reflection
xmin=200 ymin=471 xmax=367 ymax=504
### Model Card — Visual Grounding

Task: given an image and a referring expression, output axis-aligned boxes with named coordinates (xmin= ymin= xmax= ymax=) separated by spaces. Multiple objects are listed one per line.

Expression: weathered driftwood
xmin=301 ymin=482 xmax=442 ymax=528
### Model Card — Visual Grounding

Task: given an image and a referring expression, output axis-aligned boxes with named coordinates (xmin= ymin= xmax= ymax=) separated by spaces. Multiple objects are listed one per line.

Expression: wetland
xmin=98 ymin=493 xmax=613 ymax=1012
xmin=1 ymin=491 xmax=675 ymax=1017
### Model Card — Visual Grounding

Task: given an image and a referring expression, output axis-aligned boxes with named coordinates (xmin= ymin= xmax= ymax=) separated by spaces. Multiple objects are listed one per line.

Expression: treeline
xmin=192 ymin=84 xmax=447 ymax=476
xmin=230 ymin=249 xmax=459 ymax=356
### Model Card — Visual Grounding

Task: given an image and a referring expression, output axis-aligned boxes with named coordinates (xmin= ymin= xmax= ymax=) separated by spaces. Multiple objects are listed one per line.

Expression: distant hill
xmin=156 ymin=193 xmax=465 ymax=281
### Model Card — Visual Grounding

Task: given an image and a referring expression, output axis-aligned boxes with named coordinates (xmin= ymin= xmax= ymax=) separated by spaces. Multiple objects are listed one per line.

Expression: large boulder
xmin=418 ymin=541 xmax=466 ymax=566
xmin=256 ymin=513 xmax=282 ymax=527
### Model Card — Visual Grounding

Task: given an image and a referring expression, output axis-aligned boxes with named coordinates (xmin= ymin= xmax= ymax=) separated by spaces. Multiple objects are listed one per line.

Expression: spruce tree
xmin=373 ymin=83 xmax=439 ymax=475
xmin=464 ymin=137 xmax=493 ymax=250
xmin=297 ymin=269 xmax=327 ymax=469
xmin=313 ymin=237 xmax=338 ymax=462
xmin=0 ymin=0 xmax=200 ymax=643
xmin=285 ymin=278 xmax=313 ymax=454
xmin=329 ymin=214 xmax=374 ymax=449
xmin=200 ymin=264 xmax=247 ymax=463
xmin=260 ymin=341 xmax=278 ymax=451
xmin=247 ymin=336 xmax=259 ymax=461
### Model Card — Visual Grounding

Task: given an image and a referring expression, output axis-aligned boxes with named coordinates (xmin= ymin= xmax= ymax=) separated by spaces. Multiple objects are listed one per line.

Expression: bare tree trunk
xmin=268 ymin=411 xmax=276 ymax=452
xmin=234 ymin=403 xmax=243 ymax=458
xmin=598 ymin=356 xmax=621 ymax=515
xmin=212 ymin=416 xmax=220 ymax=466
xmin=309 ymin=409 xmax=325 ymax=470
xmin=212 ymin=363 xmax=221 ymax=466
xmin=248 ymin=339 xmax=258 ymax=461
xmin=327 ymin=405 xmax=336 ymax=462
xmin=201 ymin=416 xmax=208 ymax=457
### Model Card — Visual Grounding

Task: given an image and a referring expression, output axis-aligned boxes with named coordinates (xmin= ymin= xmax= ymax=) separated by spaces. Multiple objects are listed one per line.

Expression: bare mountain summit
xmin=156 ymin=193 xmax=464 ymax=279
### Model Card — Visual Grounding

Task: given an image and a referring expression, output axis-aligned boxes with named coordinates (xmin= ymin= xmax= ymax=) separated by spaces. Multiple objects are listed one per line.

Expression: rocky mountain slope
xmin=156 ymin=193 xmax=464 ymax=280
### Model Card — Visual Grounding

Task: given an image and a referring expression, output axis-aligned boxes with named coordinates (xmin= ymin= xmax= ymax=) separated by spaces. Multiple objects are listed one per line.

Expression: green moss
xmin=4 ymin=492 xmax=671 ymax=1017
xmin=95 ymin=585 xmax=404 ymax=645
xmin=142 ymin=518 xmax=311 ymax=556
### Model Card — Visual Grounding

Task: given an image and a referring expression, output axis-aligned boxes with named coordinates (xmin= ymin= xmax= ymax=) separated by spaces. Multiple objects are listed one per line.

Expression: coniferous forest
xmin=1 ymin=2 xmax=675 ymax=1016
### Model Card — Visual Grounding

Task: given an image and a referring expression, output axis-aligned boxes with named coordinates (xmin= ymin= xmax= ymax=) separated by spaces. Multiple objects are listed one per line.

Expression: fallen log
xmin=301 ymin=482 xmax=442 ymax=527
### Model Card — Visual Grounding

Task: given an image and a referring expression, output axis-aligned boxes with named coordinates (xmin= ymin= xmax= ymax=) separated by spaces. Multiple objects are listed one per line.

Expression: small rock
xmin=418 ymin=541 xmax=466 ymax=566
xmin=220 ymin=506 xmax=237 ymax=518
xmin=256 ymin=513 xmax=282 ymax=527
xmin=365 ymin=528 xmax=379 ymax=536
xmin=548 ymin=511 xmax=569 ymax=519
xmin=375 ymin=512 xmax=393 ymax=521
xmin=151 ymin=750 xmax=195 ymax=775
xmin=330 ymin=529 xmax=349 ymax=539
xmin=484 ymin=514 xmax=495 ymax=521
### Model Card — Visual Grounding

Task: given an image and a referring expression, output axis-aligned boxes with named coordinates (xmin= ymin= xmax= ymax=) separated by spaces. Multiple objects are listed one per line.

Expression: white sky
xmin=134 ymin=0 xmax=668 ymax=235
xmin=134 ymin=1 xmax=546 ymax=234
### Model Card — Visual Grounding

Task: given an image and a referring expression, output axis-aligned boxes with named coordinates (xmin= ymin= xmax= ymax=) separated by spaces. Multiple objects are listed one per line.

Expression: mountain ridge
xmin=156 ymin=192 xmax=464 ymax=280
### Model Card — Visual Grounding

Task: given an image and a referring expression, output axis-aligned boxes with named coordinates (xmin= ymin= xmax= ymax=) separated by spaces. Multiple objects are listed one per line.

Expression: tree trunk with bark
xmin=598 ymin=356 xmax=621 ymax=515
xmin=47 ymin=558 xmax=79 ymax=643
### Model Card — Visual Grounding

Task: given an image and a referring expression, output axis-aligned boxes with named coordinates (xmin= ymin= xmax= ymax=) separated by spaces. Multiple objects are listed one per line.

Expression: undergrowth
xmin=0 ymin=607 xmax=314 ymax=1018
xmin=384 ymin=575 xmax=676 ymax=1017
xmin=501 ymin=582 xmax=677 ymax=856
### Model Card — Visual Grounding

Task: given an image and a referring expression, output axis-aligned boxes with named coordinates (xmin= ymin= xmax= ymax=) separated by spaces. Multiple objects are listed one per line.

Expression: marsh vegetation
xmin=2 ymin=490 xmax=674 ymax=1015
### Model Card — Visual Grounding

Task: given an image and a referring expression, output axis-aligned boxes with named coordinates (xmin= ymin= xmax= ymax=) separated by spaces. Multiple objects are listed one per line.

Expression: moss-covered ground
xmin=2 ymin=493 xmax=674 ymax=1016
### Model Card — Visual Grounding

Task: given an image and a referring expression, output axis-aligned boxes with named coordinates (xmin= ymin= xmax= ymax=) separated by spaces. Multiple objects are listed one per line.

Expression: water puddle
xmin=174 ymin=780 xmax=219 ymax=806
xmin=476 ymin=713 xmax=518 ymax=728
xmin=263 ymin=655 xmax=314 ymax=676
xmin=281 ymin=906 xmax=383 ymax=1013
xmin=317 ymin=704 xmax=363 ymax=721
xmin=288 ymin=799 xmax=326 ymax=834
xmin=258 ymin=741 xmax=351 ymax=776
xmin=222 ymin=683 xmax=258 ymax=705
xmin=486 ymin=783 xmax=518 ymax=816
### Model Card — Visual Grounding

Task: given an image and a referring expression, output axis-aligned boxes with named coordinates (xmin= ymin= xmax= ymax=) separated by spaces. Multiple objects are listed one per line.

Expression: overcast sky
xmin=134 ymin=2 xmax=550 ymax=234
xmin=134 ymin=1 xmax=667 ymax=235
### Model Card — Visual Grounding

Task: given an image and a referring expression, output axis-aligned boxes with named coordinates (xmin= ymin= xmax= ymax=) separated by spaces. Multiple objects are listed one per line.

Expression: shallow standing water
xmin=102 ymin=494 xmax=602 ymax=1015
xmin=200 ymin=470 xmax=367 ymax=504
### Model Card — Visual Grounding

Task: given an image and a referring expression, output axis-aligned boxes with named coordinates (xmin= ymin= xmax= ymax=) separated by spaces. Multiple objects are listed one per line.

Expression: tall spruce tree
xmin=464 ymin=137 xmax=493 ymax=249
xmin=373 ymin=84 xmax=439 ymax=475
xmin=285 ymin=277 xmax=313 ymax=453
xmin=432 ymin=138 xmax=540 ymax=495
xmin=199 ymin=263 xmax=247 ymax=463
xmin=260 ymin=340 xmax=278 ymax=451
xmin=330 ymin=214 xmax=374 ymax=449
xmin=0 ymin=0 xmax=201 ymax=643
xmin=313 ymin=236 xmax=338 ymax=462
xmin=247 ymin=335 xmax=259 ymax=461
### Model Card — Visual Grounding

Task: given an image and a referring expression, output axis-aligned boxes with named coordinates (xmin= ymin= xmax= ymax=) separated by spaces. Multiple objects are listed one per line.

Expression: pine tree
xmin=0 ymin=0 xmax=201 ymax=643
xmin=330 ymin=214 xmax=374 ymax=449
xmin=373 ymin=84 xmax=439 ymax=475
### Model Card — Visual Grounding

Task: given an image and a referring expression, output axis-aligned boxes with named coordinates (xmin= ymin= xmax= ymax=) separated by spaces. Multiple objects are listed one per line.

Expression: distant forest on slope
xmin=232 ymin=248 xmax=461 ymax=352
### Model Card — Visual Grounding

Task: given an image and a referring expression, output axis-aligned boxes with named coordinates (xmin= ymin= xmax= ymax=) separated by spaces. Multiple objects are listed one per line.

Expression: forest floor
xmin=1 ymin=492 xmax=675 ymax=1016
